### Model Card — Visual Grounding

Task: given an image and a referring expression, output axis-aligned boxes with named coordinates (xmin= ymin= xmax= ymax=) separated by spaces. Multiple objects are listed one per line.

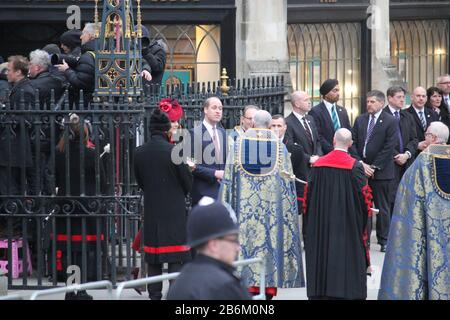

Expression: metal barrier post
xmin=114 ymin=272 xmax=180 ymax=300
xmin=29 ymin=280 xmax=114 ymax=300
xmin=0 ymin=294 xmax=25 ymax=300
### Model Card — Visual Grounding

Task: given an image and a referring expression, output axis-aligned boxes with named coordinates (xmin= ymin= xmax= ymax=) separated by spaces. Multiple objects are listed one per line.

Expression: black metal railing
xmin=0 ymin=76 xmax=286 ymax=289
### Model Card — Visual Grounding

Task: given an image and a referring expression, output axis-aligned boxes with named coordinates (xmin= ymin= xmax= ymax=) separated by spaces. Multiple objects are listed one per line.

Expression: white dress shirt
xmin=203 ymin=119 xmax=217 ymax=142
xmin=293 ymin=111 xmax=313 ymax=136
xmin=363 ymin=109 xmax=382 ymax=158
xmin=323 ymin=100 xmax=341 ymax=128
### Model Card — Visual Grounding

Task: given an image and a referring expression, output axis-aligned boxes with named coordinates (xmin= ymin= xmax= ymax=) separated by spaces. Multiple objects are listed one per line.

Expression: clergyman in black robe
xmin=305 ymin=128 xmax=372 ymax=300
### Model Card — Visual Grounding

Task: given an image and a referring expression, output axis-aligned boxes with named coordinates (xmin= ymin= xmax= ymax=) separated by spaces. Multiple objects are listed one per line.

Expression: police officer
xmin=167 ymin=197 xmax=251 ymax=300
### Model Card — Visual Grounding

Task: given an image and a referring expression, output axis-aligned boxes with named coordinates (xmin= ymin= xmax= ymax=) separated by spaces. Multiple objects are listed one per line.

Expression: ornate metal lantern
xmin=94 ymin=0 xmax=143 ymax=100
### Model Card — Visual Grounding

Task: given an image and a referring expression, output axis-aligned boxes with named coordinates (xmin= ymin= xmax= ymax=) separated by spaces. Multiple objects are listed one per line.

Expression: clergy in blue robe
xmin=219 ymin=110 xmax=305 ymax=298
xmin=378 ymin=144 xmax=450 ymax=300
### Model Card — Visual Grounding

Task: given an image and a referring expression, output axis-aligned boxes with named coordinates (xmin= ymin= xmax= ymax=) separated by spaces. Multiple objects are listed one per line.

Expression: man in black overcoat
xmin=0 ymin=55 xmax=34 ymax=196
xmin=383 ymin=86 xmax=418 ymax=215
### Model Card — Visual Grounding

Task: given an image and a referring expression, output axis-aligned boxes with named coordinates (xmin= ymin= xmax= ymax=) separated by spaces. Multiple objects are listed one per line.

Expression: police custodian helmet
xmin=187 ymin=197 xmax=239 ymax=248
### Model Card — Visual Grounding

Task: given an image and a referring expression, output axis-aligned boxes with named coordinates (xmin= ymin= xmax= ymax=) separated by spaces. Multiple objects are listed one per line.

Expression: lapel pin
xmin=380 ymin=120 xmax=383 ymax=123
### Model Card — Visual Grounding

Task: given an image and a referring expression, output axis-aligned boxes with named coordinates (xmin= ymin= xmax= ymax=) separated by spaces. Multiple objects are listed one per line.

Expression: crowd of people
xmin=0 ymin=23 xmax=167 ymax=300
xmin=0 ymin=23 xmax=449 ymax=301
xmin=138 ymin=78 xmax=449 ymax=301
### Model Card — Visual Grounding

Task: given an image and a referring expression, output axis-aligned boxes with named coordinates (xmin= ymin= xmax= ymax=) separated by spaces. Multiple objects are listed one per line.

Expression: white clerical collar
xmin=334 ymin=148 xmax=348 ymax=153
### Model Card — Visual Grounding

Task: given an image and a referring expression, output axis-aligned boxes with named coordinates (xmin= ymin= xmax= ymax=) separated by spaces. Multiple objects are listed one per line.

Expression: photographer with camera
xmin=140 ymin=26 xmax=167 ymax=94
xmin=60 ymin=29 xmax=82 ymax=58
xmin=29 ymin=49 xmax=64 ymax=108
xmin=55 ymin=23 xmax=99 ymax=109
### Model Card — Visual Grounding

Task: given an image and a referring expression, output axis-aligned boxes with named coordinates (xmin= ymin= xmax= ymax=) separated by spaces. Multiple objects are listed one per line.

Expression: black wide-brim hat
xmin=187 ymin=197 xmax=239 ymax=248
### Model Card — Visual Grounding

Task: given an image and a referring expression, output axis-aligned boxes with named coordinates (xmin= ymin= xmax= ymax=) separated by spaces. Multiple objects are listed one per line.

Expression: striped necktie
xmin=394 ymin=111 xmax=404 ymax=153
xmin=302 ymin=117 xmax=313 ymax=148
xmin=331 ymin=104 xmax=340 ymax=131
xmin=418 ymin=111 xmax=427 ymax=130
xmin=212 ymin=126 xmax=221 ymax=163
xmin=365 ymin=115 xmax=376 ymax=144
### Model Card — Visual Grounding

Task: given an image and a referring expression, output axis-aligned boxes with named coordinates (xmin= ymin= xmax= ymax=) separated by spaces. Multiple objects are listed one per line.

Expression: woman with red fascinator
xmin=130 ymin=98 xmax=187 ymax=291
xmin=158 ymin=98 xmax=184 ymax=144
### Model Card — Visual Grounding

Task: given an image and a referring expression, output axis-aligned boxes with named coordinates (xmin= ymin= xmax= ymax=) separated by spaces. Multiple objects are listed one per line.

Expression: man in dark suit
xmin=353 ymin=90 xmax=397 ymax=252
xmin=285 ymin=91 xmax=323 ymax=178
xmin=384 ymin=86 xmax=418 ymax=215
xmin=406 ymin=86 xmax=439 ymax=155
xmin=188 ymin=97 xmax=227 ymax=205
xmin=309 ymin=79 xmax=352 ymax=154
xmin=285 ymin=91 xmax=322 ymax=246
xmin=271 ymin=114 xmax=307 ymax=214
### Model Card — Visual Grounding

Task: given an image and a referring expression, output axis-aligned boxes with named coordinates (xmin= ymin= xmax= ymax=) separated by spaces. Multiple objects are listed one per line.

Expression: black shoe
xmin=149 ymin=293 xmax=162 ymax=300
xmin=76 ymin=291 xmax=94 ymax=300
xmin=380 ymin=245 xmax=386 ymax=252
xmin=65 ymin=291 xmax=93 ymax=300
xmin=65 ymin=292 xmax=77 ymax=300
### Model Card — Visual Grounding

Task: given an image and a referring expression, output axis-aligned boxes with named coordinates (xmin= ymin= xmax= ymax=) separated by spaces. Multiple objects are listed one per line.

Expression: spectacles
xmin=242 ymin=116 xmax=253 ymax=121
xmin=425 ymin=132 xmax=435 ymax=137
xmin=218 ymin=237 xmax=240 ymax=245
xmin=439 ymin=82 xmax=450 ymax=85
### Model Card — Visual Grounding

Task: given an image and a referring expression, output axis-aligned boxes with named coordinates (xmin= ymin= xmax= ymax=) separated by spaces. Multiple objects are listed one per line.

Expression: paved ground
xmin=5 ymin=231 xmax=385 ymax=300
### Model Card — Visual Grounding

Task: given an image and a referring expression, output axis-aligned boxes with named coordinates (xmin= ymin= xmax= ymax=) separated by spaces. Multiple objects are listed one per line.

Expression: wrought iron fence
xmin=0 ymin=76 xmax=286 ymax=290
xmin=390 ymin=19 xmax=449 ymax=94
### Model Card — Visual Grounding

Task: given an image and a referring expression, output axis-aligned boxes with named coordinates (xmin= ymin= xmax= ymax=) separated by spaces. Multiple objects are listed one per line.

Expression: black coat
xmin=283 ymin=137 xmax=308 ymax=214
xmin=305 ymin=152 xmax=368 ymax=299
xmin=382 ymin=107 xmax=418 ymax=202
xmin=134 ymin=134 xmax=193 ymax=264
xmin=167 ymin=254 xmax=251 ymax=300
xmin=0 ymin=73 xmax=9 ymax=104
xmin=142 ymin=40 xmax=166 ymax=88
xmin=189 ymin=124 xmax=227 ymax=205
xmin=352 ymin=111 xmax=397 ymax=180
xmin=30 ymin=71 xmax=64 ymax=109
xmin=54 ymin=142 xmax=106 ymax=250
xmin=309 ymin=102 xmax=352 ymax=154
xmin=406 ymin=105 xmax=439 ymax=143
xmin=382 ymin=106 xmax=418 ymax=165
xmin=64 ymin=40 xmax=96 ymax=108
xmin=0 ymin=78 xmax=35 ymax=167
xmin=285 ymin=113 xmax=323 ymax=177
xmin=426 ymin=105 xmax=450 ymax=143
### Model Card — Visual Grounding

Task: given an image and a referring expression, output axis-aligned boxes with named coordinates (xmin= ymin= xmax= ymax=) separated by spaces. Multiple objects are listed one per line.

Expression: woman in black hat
xmin=133 ymin=109 xmax=193 ymax=300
